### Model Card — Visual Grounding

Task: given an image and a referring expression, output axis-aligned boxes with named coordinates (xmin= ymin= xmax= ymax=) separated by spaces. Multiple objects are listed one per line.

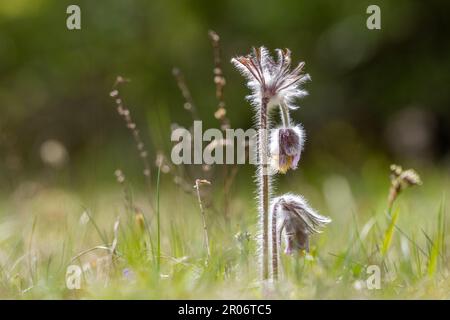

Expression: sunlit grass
xmin=0 ymin=163 xmax=448 ymax=299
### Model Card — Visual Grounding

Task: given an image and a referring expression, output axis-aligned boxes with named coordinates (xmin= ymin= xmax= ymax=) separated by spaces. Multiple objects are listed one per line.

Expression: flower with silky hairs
xmin=231 ymin=47 xmax=310 ymax=109
xmin=271 ymin=194 xmax=331 ymax=254
xmin=270 ymin=125 xmax=305 ymax=174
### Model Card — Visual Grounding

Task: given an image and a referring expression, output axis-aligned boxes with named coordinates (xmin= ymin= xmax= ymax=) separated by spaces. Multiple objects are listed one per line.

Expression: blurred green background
xmin=1 ymin=0 xmax=449 ymax=192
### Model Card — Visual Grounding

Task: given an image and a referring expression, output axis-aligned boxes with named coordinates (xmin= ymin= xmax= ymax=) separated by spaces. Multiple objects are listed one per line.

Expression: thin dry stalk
xmin=172 ymin=68 xmax=212 ymax=196
xmin=208 ymin=30 xmax=238 ymax=223
xmin=114 ymin=169 xmax=133 ymax=213
xmin=208 ymin=30 xmax=230 ymax=130
xmin=387 ymin=164 xmax=422 ymax=212
xmin=172 ymin=68 xmax=199 ymax=120
xmin=194 ymin=179 xmax=212 ymax=261
xmin=70 ymin=246 xmax=112 ymax=263
xmin=110 ymin=217 xmax=120 ymax=264
xmin=110 ymin=76 xmax=154 ymax=212
xmin=156 ymin=151 xmax=196 ymax=196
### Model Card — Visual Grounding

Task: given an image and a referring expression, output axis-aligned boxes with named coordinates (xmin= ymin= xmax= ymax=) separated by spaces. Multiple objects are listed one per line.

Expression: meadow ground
xmin=0 ymin=159 xmax=448 ymax=299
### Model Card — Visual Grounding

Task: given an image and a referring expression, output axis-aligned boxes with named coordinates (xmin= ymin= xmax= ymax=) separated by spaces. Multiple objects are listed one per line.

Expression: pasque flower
xmin=270 ymin=125 xmax=305 ymax=174
xmin=231 ymin=47 xmax=310 ymax=110
xmin=271 ymin=194 xmax=331 ymax=254
xmin=232 ymin=46 xmax=315 ymax=283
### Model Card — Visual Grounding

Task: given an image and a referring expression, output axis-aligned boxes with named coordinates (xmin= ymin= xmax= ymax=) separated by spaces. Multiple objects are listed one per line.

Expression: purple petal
xmin=285 ymin=245 xmax=293 ymax=255
xmin=279 ymin=154 xmax=288 ymax=167
xmin=280 ymin=128 xmax=300 ymax=156
xmin=291 ymin=152 xmax=301 ymax=169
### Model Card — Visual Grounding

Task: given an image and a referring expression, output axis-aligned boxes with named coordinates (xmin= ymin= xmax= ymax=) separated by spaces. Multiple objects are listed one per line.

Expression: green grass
xmin=156 ymin=165 xmax=161 ymax=274
xmin=381 ymin=208 xmax=399 ymax=257
xmin=0 ymin=164 xmax=449 ymax=299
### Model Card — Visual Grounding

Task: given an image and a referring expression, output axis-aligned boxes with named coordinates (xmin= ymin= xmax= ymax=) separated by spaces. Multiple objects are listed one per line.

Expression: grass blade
xmin=83 ymin=207 xmax=109 ymax=246
xmin=427 ymin=202 xmax=445 ymax=277
xmin=156 ymin=164 xmax=161 ymax=274
xmin=381 ymin=208 xmax=400 ymax=257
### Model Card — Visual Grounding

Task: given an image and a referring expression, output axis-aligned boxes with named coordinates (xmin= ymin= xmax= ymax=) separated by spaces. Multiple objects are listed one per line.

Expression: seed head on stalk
xmin=231 ymin=47 xmax=310 ymax=110
xmin=388 ymin=164 xmax=422 ymax=211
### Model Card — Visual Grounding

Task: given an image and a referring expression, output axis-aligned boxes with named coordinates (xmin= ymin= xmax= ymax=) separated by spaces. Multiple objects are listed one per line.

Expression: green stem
xmin=156 ymin=165 xmax=161 ymax=274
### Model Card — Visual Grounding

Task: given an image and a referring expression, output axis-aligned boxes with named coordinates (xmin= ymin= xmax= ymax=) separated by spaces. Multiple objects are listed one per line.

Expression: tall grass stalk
xmin=427 ymin=202 xmax=445 ymax=276
xmin=27 ymin=216 xmax=37 ymax=285
xmin=382 ymin=165 xmax=422 ymax=257
xmin=194 ymin=179 xmax=212 ymax=262
xmin=156 ymin=164 xmax=161 ymax=274
xmin=110 ymin=77 xmax=154 ymax=213
xmin=83 ymin=207 xmax=109 ymax=246
xmin=381 ymin=208 xmax=400 ymax=257
xmin=208 ymin=30 xmax=235 ymax=223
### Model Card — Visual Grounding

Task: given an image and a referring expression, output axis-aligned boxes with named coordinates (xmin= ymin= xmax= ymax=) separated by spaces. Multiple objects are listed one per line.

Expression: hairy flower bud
xmin=270 ymin=125 xmax=305 ymax=174
xmin=271 ymin=194 xmax=331 ymax=254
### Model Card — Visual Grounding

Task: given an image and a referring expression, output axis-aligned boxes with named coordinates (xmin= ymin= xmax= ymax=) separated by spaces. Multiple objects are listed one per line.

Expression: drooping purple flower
xmin=270 ymin=125 xmax=305 ymax=174
xmin=271 ymin=194 xmax=331 ymax=254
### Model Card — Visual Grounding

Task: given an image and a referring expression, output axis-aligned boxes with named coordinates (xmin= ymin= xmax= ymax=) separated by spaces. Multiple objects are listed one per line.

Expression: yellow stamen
xmin=278 ymin=156 xmax=293 ymax=174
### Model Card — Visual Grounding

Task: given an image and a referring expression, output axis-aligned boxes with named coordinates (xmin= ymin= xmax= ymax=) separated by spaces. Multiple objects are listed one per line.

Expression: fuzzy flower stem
xmin=259 ymin=96 xmax=270 ymax=281
xmin=279 ymin=102 xmax=291 ymax=128
xmin=271 ymin=200 xmax=279 ymax=281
